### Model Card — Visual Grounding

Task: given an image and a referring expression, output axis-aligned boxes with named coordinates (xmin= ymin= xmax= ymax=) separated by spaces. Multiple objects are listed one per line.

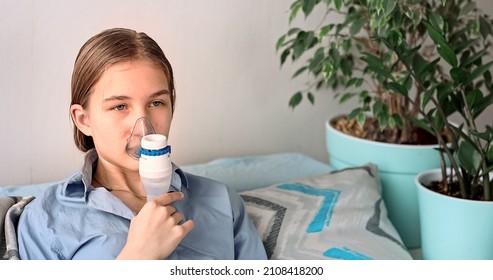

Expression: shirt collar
xmin=61 ymin=149 xmax=189 ymax=200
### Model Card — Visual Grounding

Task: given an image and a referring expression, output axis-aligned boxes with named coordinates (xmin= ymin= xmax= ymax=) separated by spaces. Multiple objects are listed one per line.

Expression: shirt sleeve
xmin=17 ymin=203 xmax=60 ymax=260
xmin=227 ymin=188 xmax=268 ymax=260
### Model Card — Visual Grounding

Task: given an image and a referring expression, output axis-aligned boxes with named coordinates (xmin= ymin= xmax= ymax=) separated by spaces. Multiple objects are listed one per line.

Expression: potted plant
xmin=276 ymin=0 xmax=493 ymax=251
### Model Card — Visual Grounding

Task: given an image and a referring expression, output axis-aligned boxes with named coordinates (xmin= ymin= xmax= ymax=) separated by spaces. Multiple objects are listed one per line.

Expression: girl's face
xmin=77 ymin=59 xmax=172 ymax=172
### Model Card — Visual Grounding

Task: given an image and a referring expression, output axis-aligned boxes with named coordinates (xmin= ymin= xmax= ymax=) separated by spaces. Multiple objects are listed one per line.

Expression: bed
xmin=0 ymin=152 xmax=412 ymax=260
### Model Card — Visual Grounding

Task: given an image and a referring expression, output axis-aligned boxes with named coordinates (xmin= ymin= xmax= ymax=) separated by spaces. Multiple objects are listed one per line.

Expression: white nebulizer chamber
xmin=125 ymin=117 xmax=172 ymax=201
xmin=139 ymin=134 xmax=172 ymax=200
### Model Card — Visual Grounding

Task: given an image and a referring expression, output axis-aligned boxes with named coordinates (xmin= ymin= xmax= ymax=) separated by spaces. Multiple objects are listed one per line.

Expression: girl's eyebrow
xmin=149 ymin=89 xmax=169 ymax=98
xmin=103 ymin=89 xmax=169 ymax=103
xmin=103 ymin=95 xmax=130 ymax=102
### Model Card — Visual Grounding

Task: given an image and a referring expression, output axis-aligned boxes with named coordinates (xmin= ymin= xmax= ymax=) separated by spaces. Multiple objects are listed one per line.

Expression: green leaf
xmin=334 ymin=0 xmax=343 ymax=11
xmin=280 ymin=49 xmax=290 ymax=66
xmin=308 ymin=47 xmax=324 ymax=72
xmin=458 ymin=140 xmax=482 ymax=175
xmin=289 ymin=0 xmax=303 ymax=23
xmin=470 ymin=128 xmax=493 ymax=142
xmin=307 ymin=92 xmax=315 ymax=105
xmin=473 ymin=92 xmax=493 ymax=118
xmin=411 ymin=53 xmax=428 ymax=76
xmin=385 ymin=82 xmax=408 ymax=96
xmin=437 ymin=46 xmax=458 ymax=68
xmin=345 ymin=77 xmax=364 ymax=88
xmin=385 ymin=29 xmax=403 ymax=49
xmin=488 ymin=141 xmax=493 ymax=163
xmin=383 ymin=0 xmax=396 ymax=16
xmin=484 ymin=69 xmax=492 ymax=85
xmin=403 ymin=6 xmax=414 ymax=21
xmin=428 ymin=11 xmax=444 ymax=31
xmin=348 ymin=107 xmax=363 ymax=120
xmin=424 ymin=21 xmax=458 ymax=67
xmin=322 ymin=63 xmax=335 ymax=82
xmin=355 ymin=77 xmax=364 ymax=87
xmin=293 ymin=33 xmax=308 ymax=60
xmin=356 ymin=111 xmax=367 ymax=128
xmin=468 ymin=61 xmax=493 ymax=84
xmin=466 ymin=89 xmax=481 ymax=111
xmin=388 ymin=115 xmax=396 ymax=128
xmin=288 ymin=27 xmax=302 ymax=36
xmin=302 ymin=0 xmax=317 ymax=18
xmin=418 ymin=58 xmax=440 ymax=80
xmin=410 ymin=118 xmax=434 ymax=135
xmin=292 ymin=66 xmax=308 ymax=78
xmin=433 ymin=114 xmax=445 ymax=132
xmin=450 ymin=67 xmax=468 ymax=85
xmin=319 ymin=24 xmax=333 ymax=40
xmin=460 ymin=49 xmax=488 ymax=68
xmin=479 ymin=15 xmax=493 ymax=39
xmin=350 ymin=18 xmax=365 ymax=36
xmin=392 ymin=113 xmax=403 ymax=128
xmin=360 ymin=53 xmax=395 ymax=81
xmin=377 ymin=111 xmax=389 ymax=131
xmin=454 ymin=38 xmax=480 ymax=55
xmin=340 ymin=57 xmax=353 ymax=76
xmin=328 ymin=45 xmax=342 ymax=65
xmin=289 ymin=91 xmax=303 ymax=109
xmin=373 ymin=100 xmax=383 ymax=115
xmin=459 ymin=2 xmax=476 ymax=20
xmin=305 ymin=31 xmax=317 ymax=49
xmin=276 ymin=35 xmax=286 ymax=52
xmin=340 ymin=92 xmax=356 ymax=103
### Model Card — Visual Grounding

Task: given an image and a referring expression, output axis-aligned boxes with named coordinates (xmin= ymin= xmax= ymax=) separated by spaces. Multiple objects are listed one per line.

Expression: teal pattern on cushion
xmin=277 ymin=183 xmax=341 ymax=233
xmin=323 ymin=247 xmax=373 ymax=260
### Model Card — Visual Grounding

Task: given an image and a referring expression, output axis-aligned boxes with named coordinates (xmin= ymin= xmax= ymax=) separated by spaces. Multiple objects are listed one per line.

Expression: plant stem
xmin=395 ymin=53 xmax=464 ymax=193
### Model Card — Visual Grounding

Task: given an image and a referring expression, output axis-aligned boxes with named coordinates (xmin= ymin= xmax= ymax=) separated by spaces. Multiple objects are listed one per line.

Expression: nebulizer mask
xmin=126 ymin=117 xmax=172 ymax=201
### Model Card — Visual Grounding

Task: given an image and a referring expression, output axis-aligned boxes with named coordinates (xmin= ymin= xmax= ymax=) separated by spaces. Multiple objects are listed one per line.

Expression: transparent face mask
xmin=125 ymin=117 xmax=156 ymax=160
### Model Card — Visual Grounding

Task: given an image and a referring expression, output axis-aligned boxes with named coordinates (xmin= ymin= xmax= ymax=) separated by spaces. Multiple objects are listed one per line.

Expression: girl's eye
xmin=150 ymin=101 xmax=164 ymax=107
xmin=113 ymin=104 xmax=126 ymax=111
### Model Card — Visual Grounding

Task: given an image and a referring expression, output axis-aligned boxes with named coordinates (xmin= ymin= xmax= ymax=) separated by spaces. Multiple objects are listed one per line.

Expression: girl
xmin=17 ymin=28 xmax=267 ymax=260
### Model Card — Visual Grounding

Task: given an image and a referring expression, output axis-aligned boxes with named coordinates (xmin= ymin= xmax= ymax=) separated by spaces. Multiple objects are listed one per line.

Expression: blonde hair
xmin=70 ymin=28 xmax=176 ymax=152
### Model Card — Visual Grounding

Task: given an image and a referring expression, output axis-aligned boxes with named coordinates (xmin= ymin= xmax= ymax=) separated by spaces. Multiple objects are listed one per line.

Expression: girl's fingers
xmin=153 ymin=192 xmax=184 ymax=205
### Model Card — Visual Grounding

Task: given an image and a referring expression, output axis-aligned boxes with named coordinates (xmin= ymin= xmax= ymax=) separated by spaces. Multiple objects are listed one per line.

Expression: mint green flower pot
xmin=326 ymin=116 xmax=443 ymax=249
xmin=416 ymin=169 xmax=493 ymax=259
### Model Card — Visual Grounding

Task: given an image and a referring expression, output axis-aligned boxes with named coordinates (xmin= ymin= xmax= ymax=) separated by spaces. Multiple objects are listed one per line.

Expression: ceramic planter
xmin=325 ymin=115 xmax=443 ymax=249
xmin=416 ymin=168 xmax=493 ymax=259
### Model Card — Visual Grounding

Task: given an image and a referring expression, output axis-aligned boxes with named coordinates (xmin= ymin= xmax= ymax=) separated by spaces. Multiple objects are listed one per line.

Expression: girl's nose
xmin=126 ymin=117 xmax=156 ymax=159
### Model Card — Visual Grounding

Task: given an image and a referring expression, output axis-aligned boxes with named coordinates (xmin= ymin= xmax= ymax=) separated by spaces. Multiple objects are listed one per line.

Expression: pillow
xmin=181 ymin=153 xmax=333 ymax=192
xmin=0 ymin=182 xmax=58 ymax=197
xmin=240 ymin=163 xmax=412 ymax=260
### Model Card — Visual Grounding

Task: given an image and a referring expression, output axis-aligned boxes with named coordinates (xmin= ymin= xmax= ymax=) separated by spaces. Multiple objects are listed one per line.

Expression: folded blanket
xmin=0 ymin=196 xmax=35 ymax=260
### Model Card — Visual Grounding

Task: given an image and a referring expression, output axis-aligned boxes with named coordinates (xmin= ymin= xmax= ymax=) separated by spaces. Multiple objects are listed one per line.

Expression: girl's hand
xmin=116 ymin=192 xmax=194 ymax=259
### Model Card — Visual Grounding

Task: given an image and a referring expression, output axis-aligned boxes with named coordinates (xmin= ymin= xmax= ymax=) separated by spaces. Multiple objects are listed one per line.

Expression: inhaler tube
xmin=139 ymin=134 xmax=172 ymax=201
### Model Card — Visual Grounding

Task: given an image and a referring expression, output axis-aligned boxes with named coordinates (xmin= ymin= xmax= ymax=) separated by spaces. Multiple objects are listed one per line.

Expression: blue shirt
xmin=17 ymin=150 xmax=267 ymax=260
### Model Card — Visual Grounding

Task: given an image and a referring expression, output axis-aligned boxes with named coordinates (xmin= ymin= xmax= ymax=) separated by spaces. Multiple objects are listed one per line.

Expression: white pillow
xmin=240 ymin=164 xmax=412 ymax=260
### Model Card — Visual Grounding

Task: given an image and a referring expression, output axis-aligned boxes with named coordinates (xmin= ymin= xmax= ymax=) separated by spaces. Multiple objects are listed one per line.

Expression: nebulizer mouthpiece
xmin=126 ymin=117 xmax=173 ymax=201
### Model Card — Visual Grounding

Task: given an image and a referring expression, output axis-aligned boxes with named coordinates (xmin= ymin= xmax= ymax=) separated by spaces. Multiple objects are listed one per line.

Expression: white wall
xmin=1 ymin=0 xmax=493 ymax=186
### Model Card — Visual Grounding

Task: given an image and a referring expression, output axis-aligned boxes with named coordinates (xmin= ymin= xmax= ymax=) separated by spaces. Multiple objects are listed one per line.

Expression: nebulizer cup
xmin=126 ymin=117 xmax=172 ymax=201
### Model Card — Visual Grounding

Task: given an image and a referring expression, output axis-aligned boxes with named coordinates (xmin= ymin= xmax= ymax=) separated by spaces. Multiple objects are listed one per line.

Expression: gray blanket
xmin=0 ymin=196 xmax=34 ymax=260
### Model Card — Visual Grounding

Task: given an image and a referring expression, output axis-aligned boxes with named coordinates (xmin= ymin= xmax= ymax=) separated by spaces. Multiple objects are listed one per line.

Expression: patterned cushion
xmin=240 ymin=164 xmax=412 ymax=260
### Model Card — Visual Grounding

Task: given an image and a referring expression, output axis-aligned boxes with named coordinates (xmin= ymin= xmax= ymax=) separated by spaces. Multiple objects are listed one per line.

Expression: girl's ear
xmin=70 ymin=104 xmax=92 ymax=136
